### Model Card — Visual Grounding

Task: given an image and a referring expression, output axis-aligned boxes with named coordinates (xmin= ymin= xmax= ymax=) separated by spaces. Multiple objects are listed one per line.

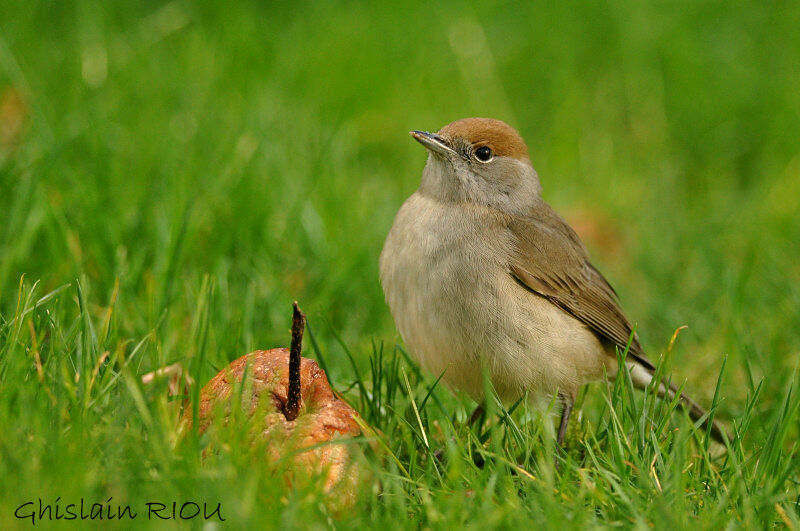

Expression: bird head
xmin=410 ymin=118 xmax=542 ymax=213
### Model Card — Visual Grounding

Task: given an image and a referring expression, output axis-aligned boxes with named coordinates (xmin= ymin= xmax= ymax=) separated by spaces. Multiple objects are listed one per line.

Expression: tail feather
xmin=629 ymin=364 xmax=728 ymax=445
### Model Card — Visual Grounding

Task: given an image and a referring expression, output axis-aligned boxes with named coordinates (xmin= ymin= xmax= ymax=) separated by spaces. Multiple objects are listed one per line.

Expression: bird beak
xmin=409 ymin=130 xmax=456 ymax=157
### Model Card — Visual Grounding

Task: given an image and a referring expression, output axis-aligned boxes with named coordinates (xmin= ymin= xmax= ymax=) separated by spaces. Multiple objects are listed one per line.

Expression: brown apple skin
xmin=184 ymin=349 xmax=363 ymax=497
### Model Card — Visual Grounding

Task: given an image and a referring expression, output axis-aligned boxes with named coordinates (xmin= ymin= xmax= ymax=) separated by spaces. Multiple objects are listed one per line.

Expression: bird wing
xmin=506 ymin=202 xmax=654 ymax=370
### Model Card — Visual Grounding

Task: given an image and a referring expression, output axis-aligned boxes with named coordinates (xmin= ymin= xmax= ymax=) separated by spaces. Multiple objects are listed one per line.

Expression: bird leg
xmin=466 ymin=404 xmax=487 ymax=468
xmin=556 ymin=398 xmax=573 ymax=448
xmin=468 ymin=404 xmax=485 ymax=427
xmin=555 ymin=395 xmax=574 ymax=469
xmin=433 ymin=404 xmax=487 ymax=467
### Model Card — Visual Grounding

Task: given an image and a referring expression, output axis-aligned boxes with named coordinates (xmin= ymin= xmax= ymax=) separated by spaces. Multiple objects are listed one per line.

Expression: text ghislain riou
xmin=15 ymin=497 xmax=225 ymax=525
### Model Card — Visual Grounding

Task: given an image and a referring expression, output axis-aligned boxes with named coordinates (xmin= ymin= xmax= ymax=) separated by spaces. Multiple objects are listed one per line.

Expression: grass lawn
xmin=2 ymin=1 xmax=800 ymax=528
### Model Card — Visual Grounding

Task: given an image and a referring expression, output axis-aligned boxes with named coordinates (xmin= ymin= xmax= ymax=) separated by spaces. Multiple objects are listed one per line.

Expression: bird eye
xmin=474 ymin=146 xmax=493 ymax=162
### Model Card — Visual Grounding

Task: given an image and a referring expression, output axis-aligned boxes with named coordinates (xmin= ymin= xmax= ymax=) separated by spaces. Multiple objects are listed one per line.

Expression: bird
xmin=379 ymin=117 xmax=727 ymax=452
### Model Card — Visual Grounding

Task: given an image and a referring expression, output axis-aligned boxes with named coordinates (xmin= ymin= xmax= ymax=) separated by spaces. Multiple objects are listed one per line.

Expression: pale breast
xmin=380 ymin=193 xmax=609 ymax=402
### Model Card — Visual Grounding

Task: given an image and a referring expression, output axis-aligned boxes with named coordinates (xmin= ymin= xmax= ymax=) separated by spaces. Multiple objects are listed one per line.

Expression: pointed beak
xmin=409 ymin=130 xmax=456 ymax=157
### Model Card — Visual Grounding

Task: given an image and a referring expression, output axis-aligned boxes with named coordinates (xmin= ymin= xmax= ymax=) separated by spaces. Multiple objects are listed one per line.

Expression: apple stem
xmin=285 ymin=301 xmax=305 ymax=421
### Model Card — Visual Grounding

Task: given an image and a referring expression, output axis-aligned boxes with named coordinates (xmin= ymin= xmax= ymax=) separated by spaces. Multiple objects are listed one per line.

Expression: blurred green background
xmin=3 ymin=0 xmax=798 ymax=392
xmin=1 ymin=0 xmax=800 ymax=526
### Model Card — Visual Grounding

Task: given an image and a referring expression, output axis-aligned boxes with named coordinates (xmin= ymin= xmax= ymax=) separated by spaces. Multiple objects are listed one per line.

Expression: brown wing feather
xmin=507 ymin=202 xmax=654 ymax=370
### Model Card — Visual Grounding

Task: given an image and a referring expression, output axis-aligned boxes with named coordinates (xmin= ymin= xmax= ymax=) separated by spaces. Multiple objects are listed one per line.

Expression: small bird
xmin=379 ymin=117 xmax=726 ymax=450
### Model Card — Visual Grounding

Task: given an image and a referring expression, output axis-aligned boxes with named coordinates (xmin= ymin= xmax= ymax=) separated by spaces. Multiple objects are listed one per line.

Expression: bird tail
xmin=629 ymin=364 xmax=728 ymax=445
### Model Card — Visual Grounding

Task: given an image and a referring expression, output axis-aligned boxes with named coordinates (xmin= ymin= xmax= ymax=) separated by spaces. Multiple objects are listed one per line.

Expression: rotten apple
xmin=183 ymin=303 xmax=365 ymax=501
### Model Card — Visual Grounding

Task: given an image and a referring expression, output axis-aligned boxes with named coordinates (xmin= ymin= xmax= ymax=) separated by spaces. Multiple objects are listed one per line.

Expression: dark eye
xmin=474 ymin=146 xmax=493 ymax=162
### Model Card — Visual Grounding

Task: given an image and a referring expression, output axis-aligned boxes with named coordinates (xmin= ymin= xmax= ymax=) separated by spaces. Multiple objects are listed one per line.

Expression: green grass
xmin=2 ymin=0 xmax=800 ymax=528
